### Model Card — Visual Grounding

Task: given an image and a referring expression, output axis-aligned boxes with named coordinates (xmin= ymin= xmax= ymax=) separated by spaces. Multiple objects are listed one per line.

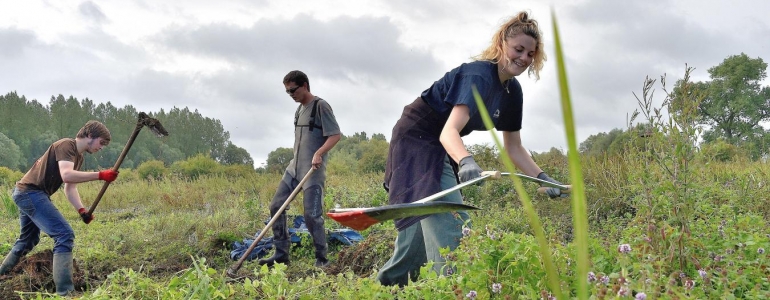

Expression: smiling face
xmin=500 ymin=34 xmax=538 ymax=79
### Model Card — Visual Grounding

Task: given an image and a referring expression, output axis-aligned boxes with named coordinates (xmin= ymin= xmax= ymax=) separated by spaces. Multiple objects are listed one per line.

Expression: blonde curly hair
xmin=474 ymin=11 xmax=546 ymax=80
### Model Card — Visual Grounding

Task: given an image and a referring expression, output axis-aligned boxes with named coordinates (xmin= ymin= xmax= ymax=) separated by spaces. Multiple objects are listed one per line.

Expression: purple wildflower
xmin=618 ymin=244 xmax=632 ymax=254
xmin=462 ymin=226 xmax=471 ymax=237
xmin=491 ymin=283 xmax=502 ymax=294
xmin=485 ymin=225 xmax=496 ymax=240
xmin=466 ymin=290 xmax=477 ymax=299
xmin=758 ymin=248 xmax=765 ymax=254
xmin=698 ymin=269 xmax=707 ymax=278
xmin=684 ymin=279 xmax=695 ymax=290
xmin=617 ymin=286 xmax=629 ymax=297
xmin=601 ymin=275 xmax=610 ymax=285
xmin=635 ymin=292 xmax=647 ymax=300
xmin=588 ymin=271 xmax=597 ymax=283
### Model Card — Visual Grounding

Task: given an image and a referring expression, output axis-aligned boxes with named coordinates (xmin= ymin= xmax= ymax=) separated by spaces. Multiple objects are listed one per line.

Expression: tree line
xmin=580 ymin=53 xmax=770 ymax=160
xmin=4 ymin=53 xmax=764 ymax=174
xmin=0 ymin=92 xmax=253 ymax=171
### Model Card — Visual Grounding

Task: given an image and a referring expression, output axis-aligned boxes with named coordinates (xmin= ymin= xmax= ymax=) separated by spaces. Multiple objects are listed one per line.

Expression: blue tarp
xmin=230 ymin=215 xmax=363 ymax=261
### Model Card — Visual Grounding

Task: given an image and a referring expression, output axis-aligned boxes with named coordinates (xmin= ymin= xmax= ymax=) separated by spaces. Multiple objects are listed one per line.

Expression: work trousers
xmin=10 ymin=188 xmax=75 ymax=255
xmin=376 ymin=158 xmax=470 ymax=286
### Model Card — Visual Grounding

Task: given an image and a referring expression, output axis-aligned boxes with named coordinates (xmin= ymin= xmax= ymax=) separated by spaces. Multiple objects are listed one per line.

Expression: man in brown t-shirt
xmin=0 ymin=120 xmax=119 ymax=296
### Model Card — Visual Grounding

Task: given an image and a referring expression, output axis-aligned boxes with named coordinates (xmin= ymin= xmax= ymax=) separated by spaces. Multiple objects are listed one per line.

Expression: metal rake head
xmin=138 ymin=112 xmax=169 ymax=137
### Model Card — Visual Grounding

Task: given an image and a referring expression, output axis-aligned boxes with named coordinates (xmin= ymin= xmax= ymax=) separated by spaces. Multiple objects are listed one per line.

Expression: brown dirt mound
xmin=0 ymin=250 xmax=86 ymax=299
xmin=325 ymin=230 xmax=392 ymax=277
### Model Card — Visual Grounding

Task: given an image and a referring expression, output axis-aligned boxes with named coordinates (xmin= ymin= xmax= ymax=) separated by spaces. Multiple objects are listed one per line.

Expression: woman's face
xmin=501 ymin=34 xmax=537 ymax=78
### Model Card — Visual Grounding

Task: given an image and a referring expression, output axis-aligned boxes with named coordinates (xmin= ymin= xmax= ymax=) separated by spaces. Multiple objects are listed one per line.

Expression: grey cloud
xmin=79 ymin=1 xmax=108 ymax=25
xmin=154 ymin=14 xmax=443 ymax=91
xmin=0 ymin=27 xmax=36 ymax=58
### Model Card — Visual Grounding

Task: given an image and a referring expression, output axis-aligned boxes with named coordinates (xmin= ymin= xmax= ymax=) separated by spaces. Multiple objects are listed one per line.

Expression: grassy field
xmin=0 ymin=151 xmax=769 ymax=299
xmin=2 ymin=14 xmax=769 ymax=299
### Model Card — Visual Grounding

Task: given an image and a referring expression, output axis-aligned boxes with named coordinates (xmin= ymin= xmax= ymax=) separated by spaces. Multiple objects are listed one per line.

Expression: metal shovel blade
xmin=327 ymin=202 xmax=479 ymax=231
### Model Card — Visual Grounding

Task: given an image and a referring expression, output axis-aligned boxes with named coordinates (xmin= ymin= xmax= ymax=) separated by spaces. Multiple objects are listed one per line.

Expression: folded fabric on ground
xmin=230 ymin=215 xmax=364 ymax=261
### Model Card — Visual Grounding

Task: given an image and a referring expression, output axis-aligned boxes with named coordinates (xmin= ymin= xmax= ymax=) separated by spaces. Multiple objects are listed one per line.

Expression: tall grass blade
xmin=1 ymin=189 xmax=18 ymax=218
xmin=551 ymin=8 xmax=590 ymax=299
xmin=472 ymin=86 xmax=563 ymax=299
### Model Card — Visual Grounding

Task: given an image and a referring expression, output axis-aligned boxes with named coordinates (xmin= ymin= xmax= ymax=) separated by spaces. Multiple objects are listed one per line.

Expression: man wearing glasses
xmin=259 ymin=70 xmax=341 ymax=268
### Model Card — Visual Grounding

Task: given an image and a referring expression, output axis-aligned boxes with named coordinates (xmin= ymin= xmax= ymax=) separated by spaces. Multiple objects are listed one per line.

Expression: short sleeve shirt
xmin=16 ymin=138 xmax=83 ymax=195
xmin=286 ymin=97 xmax=341 ymax=186
xmin=420 ymin=61 xmax=523 ymax=135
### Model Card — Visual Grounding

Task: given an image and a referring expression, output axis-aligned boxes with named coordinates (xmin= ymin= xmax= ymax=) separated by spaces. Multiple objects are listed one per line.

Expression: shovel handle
xmin=88 ymin=122 xmax=144 ymax=215
xmin=412 ymin=170 xmax=501 ymax=204
xmin=227 ymin=168 xmax=315 ymax=277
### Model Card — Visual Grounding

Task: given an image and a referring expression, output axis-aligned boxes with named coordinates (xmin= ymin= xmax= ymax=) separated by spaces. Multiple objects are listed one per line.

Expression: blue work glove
xmin=458 ymin=156 xmax=483 ymax=183
xmin=537 ymin=172 xmax=568 ymax=199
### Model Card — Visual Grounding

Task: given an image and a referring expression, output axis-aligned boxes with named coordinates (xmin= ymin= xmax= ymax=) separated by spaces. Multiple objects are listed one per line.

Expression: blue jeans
xmin=10 ymin=188 xmax=75 ymax=255
xmin=376 ymin=157 xmax=470 ymax=286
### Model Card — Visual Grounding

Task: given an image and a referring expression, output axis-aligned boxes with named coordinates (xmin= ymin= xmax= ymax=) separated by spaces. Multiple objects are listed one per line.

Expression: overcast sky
xmin=2 ymin=0 xmax=769 ymax=167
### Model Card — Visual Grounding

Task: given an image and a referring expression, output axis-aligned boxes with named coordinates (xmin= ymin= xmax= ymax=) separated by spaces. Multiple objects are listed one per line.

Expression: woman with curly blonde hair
xmin=377 ymin=11 xmax=567 ymax=287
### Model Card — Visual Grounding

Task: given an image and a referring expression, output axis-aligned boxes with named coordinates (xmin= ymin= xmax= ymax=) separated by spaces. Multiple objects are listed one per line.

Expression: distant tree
xmin=357 ymin=139 xmax=388 ymax=173
xmin=467 ymin=144 xmax=499 ymax=170
xmin=0 ymin=132 xmax=22 ymax=170
xmin=157 ymin=144 xmax=185 ymax=166
xmin=371 ymin=133 xmax=387 ymax=141
xmin=222 ymin=142 xmax=254 ymax=166
xmin=579 ymin=128 xmax=624 ymax=156
xmin=137 ymin=160 xmax=168 ymax=180
xmin=675 ymin=53 xmax=770 ymax=146
xmin=266 ymin=147 xmax=293 ymax=173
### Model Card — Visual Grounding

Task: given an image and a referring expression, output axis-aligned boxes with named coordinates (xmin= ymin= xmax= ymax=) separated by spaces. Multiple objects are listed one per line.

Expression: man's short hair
xmin=77 ymin=120 xmax=111 ymax=142
xmin=283 ymin=70 xmax=309 ymax=90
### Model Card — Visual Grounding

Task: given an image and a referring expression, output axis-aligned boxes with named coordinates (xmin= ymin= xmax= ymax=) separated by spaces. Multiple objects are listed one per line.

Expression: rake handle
xmin=413 ymin=171 xmax=501 ymax=204
xmin=88 ymin=122 xmax=144 ymax=215
xmin=227 ymin=168 xmax=315 ymax=276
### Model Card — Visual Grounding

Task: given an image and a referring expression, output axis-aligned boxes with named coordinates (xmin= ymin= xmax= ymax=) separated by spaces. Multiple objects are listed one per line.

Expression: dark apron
xmin=384 ymin=97 xmax=455 ymax=231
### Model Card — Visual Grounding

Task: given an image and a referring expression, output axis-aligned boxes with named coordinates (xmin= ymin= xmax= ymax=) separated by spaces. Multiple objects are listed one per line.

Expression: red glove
xmin=78 ymin=207 xmax=94 ymax=224
xmin=98 ymin=169 xmax=119 ymax=182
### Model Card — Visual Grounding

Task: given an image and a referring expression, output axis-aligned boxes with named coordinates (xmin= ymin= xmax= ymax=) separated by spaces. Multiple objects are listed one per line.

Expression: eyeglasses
xmin=286 ymin=85 xmax=302 ymax=94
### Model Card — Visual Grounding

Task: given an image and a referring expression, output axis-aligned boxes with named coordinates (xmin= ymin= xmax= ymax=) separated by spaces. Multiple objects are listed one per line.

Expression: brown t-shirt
xmin=16 ymin=138 xmax=83 ymax=196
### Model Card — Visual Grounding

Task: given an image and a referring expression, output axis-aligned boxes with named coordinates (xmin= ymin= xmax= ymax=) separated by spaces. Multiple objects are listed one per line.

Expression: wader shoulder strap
xmin=294 ymin=99 xmax=322 ymax=131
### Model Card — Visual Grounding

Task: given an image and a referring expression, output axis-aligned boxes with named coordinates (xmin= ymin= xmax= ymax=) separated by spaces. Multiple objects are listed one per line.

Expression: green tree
xmin=222 ymin=142 xmax=254 ymax=166
xmin=0 ymin=133 xmax=22 ymax=170
xmin=467 ymin=143 xmax=499 ymax=170
xmin=677 ymin=53 xmax=770 ymax=146
xmin=371 ymin=133 xmax=386 ymax=141
xmin=266 ymin=147 xmax=293 ymax=174
xmin=579 ymin=128 xmax=623 ymax=156
xmin=357 ymin=139 xmax=388 ymax=173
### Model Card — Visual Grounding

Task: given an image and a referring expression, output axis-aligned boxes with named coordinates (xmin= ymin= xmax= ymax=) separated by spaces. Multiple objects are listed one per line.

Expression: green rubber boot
xmin=53 ymin=252 xmax=75 ymax=296
xmin=0 ymin=252 xmax=22 ymax=275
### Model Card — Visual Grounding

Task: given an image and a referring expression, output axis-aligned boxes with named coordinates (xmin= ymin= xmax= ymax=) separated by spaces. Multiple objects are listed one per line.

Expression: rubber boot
xmin=257 ymin=240 xmax=290 ymax=267
xmin=0 ymin=252 xmax=22 ymax=275
xmin=53 ymin=252 xmax=75 ymax=296
xmin=311 ymin=228 xmax=329 ymax=268
xmin=304 ymin=186 xmax=329 ymax=268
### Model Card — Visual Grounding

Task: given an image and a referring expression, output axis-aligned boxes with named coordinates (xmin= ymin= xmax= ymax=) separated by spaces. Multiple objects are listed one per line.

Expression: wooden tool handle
xmin=481 ymin=171 xmax=501 ymax=179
